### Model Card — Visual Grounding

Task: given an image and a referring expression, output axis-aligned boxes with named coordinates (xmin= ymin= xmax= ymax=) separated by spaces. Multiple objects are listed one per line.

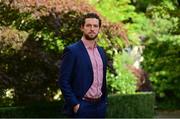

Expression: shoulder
xmin=63 ymin=41 xmax=81 ymax=56
xmin=67 ymin=42 xmax=80 ymax=51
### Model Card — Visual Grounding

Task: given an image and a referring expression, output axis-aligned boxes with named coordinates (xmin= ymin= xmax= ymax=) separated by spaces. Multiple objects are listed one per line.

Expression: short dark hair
xmin=81 ymin=13 xmax=101 ymax=27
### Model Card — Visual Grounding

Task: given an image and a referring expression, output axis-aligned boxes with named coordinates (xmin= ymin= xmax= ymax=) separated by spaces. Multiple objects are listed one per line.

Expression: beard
xmin=84 ymin=33 xmax=98 ymax=41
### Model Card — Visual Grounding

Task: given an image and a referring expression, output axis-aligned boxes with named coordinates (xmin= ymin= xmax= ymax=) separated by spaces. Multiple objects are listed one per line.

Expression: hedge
xmin=107 ymin=92 xmax=155 ymax=118
xmin=0 ymin=101 xmax=65 ymax=118
xmin=0 ymin=92 xmax=155 ymax=118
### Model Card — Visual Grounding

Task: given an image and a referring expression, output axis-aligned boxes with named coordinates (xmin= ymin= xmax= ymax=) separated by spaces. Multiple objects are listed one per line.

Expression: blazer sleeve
xmin=58 ymin=47 xmax=79 ymax=107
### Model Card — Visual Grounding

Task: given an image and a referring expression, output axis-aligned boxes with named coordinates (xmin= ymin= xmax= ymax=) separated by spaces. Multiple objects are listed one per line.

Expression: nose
xmin=90 ymin=26 xmax=95 ymax=30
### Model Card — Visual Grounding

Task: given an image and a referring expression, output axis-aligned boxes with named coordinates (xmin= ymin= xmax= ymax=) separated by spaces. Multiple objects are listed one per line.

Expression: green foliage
xmin=143 ymin=40 xmax=180 ymax=99
xmin=35 ymin=30 xmax=64 ymax=52
xmin=0 ymin=101 xmax=65 ymax=118
xmin=107 ymin=92 xmax=155 ymax=118
xmin=90 ymin=0 xmax=150 ymax=45
xmin=90 ymin=0 xmax=135 ymax=22
xmin=142 ymin=1 xmax=180 ymax=101
xmin=107 ymin=51 xmax=137 ymax=94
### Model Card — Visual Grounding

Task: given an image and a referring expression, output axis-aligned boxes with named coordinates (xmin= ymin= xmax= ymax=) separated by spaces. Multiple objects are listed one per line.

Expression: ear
xmin=80 ymin=25 xmax=84 ymax=32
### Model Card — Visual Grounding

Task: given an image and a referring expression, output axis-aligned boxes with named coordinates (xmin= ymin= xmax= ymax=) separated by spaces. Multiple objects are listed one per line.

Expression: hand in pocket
xmin=73 ymin=104 xmax=80 ymax=113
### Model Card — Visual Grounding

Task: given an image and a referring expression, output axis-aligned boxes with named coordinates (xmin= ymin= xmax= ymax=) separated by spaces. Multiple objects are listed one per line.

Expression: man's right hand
xmin=73 ymin=104 xmax=80 ymax=113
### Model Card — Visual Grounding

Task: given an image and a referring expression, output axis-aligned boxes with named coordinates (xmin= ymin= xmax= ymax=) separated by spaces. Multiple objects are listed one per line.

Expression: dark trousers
xmin=73 ymin=99 xmax=106 ymax=118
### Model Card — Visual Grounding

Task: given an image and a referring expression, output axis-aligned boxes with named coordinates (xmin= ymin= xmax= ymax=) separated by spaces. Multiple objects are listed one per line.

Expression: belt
xmin=82 ymin=97 xmax=101 ymax=103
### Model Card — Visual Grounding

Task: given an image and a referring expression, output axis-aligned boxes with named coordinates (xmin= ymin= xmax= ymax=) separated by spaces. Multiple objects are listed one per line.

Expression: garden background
xmin=0 ymin=0 xmax=180 ymax=117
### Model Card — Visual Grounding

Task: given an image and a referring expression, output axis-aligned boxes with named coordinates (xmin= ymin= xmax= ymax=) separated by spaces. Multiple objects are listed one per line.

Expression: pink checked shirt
xmin=82 ymin=38 xmax=103 ymax=99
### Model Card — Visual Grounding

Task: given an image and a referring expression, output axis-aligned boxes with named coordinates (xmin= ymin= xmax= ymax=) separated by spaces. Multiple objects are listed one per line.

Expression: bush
xmin=142 ymin=1 xmax=180 ymax=102
xmin=107 ymin=92 xmax=155 ymax=118
xmin=107 ymin=51 xmax=137 ymax=94
xmin=0 ymin=93 xmax=155 ymax=118
xmin=0 ymin=101 xmax=65 ymax=118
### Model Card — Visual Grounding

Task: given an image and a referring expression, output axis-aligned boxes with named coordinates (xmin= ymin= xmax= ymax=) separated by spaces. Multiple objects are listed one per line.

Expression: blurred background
xmin=0 ymin=0 xmax=180 ymax=117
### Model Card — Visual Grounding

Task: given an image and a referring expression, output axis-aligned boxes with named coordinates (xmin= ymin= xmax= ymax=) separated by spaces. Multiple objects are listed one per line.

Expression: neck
xmin=82 ymin=36 xmax=96 ymax=48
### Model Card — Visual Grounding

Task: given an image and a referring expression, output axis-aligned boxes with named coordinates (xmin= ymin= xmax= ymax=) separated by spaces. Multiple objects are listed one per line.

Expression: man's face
xmin=81 ymin=18 xmax=100 ymax=40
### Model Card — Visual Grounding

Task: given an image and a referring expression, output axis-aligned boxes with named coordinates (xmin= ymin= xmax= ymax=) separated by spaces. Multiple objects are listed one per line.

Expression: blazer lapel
xmin=78 ymin=40 xmax=93 ymax=75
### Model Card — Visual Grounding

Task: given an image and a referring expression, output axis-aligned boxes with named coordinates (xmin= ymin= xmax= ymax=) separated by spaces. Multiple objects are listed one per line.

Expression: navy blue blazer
xmin=58 ymin=40 xmax=107 ymax=113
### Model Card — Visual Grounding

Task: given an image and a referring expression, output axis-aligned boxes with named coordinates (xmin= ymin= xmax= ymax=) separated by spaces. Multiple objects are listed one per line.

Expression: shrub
xmin=0 ymin=93 xmax=155 ymax=118
xmin=142 ymin=1 xmax=180 ymax=102
xmin=0 ymin=101 xmax=65 ymax=118
xmin=107 ymin=92 xmax=155 ymax=118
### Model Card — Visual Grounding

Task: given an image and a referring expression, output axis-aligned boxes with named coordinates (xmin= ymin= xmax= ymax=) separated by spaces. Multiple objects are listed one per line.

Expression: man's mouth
xmin=89 ymin=32 xmax=95 ymax=34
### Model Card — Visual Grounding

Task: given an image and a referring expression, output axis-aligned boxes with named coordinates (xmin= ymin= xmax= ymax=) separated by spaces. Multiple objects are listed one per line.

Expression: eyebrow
xmin=85 ymin=24 xmax=99 ymax=26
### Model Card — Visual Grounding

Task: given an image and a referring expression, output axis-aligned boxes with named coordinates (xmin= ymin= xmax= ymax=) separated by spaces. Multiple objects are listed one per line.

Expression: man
xmin=58 ymin=13 xmax=107 ymax=118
